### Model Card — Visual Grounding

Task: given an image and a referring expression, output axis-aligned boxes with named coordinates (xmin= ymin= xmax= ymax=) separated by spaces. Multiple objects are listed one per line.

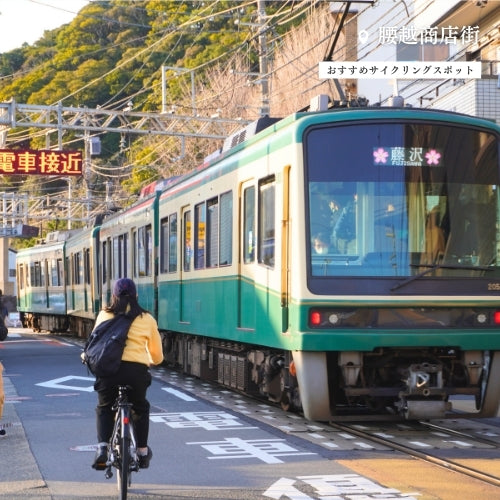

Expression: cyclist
xmin=91 ymin=278 xmax=164 ymax=470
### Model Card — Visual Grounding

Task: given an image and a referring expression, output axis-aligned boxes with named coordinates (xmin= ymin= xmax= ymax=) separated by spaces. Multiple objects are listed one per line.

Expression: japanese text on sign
xmin=379 ymin=25 xmax=479 ymax=45
xmin=319 ymin=61 xmax=481 ymax=79
xmin=0 ymin=149 xmax=83 ymax=175
xmin=374 ymin=147 xmax=443 ymax=167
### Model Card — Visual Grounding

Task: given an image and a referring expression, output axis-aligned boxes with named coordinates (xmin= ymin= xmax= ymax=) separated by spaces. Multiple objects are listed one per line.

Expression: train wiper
xmin=390 ymin=263 xmax=493 ymax=292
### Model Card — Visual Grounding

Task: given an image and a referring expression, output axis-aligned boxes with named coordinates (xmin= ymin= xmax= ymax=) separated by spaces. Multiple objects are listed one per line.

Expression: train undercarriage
xmin=161 ymin=331 xmax=500 ymax=421
xmin=21 ymin=312 xmax=68 ymax=334
xmin=21 ymin=312 xmax=94 ymax=338
xmin=161 ymin=331 xmax=301 ymax=412
xmin=332 ymin=348 xmax=497 ymax=420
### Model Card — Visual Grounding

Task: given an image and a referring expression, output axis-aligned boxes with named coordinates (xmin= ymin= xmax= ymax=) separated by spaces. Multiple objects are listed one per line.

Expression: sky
xmin=0 ymin=0 xmax=89 ymax=53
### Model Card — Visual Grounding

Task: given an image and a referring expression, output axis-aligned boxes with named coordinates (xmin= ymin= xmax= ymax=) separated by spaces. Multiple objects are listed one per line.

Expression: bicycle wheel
xmin=117 ymin=433 xmax=131 ymax=500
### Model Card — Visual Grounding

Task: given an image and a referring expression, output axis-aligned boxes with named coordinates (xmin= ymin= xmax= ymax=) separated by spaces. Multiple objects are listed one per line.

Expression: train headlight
xmin=476 ymin=313 xmax=488 ymax=324
xmin=329 ymin=313 xmax=340 ymax=325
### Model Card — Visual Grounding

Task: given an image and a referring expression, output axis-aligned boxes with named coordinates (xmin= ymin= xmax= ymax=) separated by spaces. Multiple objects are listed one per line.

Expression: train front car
xmin=298 ymin=107 xmax=500 ymax=420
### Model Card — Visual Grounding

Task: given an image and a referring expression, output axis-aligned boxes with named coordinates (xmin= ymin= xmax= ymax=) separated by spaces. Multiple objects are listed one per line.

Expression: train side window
xmin=42 ymin=260 xmax=48 ymax=287
xmin=137 ymin=227 xmax=144 ymax=276
xmin=32 ymin=261 xmax=41 ymax=286
xmin=243 ymin=187 xmax=255 ymax=263
xmin=102 ymin=240 xmax=107 ymax=284
xmin=122 ymin=234 xmax=128 ymax=277
xmin=160 ymin=217 xmax=169 ymax=273
xmin=183 ymin=211 xmax=192 ymax=271
xmin=65 ymin=256 xmax=70 ymax=286
xmin=84 ymin=248 xmax=91 ymax=285
xmin=206 ymin=197 xmax=218 ymax=268
xmin=137 ymin=224 xmax=152 ymax=276
xmin=51 ymin=259 xmax=56 ymax=287
xmin=50 ymin=259 xmax=57 ymax=286
xmin=112 ymin=235 xmax=128 ymax=279
xmin=258 ymin=176 xmax=275 ymax=268
xmin=160 ymin=215 xmax=178 ymax=273
xmin=57 ymin=258 xmax=64 ymax=287
xmin=113 ymin=237 xmax=119 ymax=279
xmin=169 ymin=213 xmax=177 ymax=272
xmin=220 ymin=191 xmax=232 ymax=266
xmin=132 ymin=231 xmax=137 ymax=278
xmin=145 ymin=226 xmax=152 ymax=275
xmin=195 ymin=202 xmax=206 ymax=269
xmin=18 ymin=264 xmax=24 ymax=291
xmin=73 ymin=252 xmax=82 ymax=285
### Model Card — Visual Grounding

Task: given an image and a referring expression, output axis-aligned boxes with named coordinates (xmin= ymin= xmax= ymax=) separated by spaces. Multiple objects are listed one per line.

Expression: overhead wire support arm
xmin=0 ymin=99 xmax=252 ymax=147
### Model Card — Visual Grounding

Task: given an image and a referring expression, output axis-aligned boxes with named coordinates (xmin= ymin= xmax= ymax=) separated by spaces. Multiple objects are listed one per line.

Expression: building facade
xmin=348 ymin=0 xmax=500 ymax=119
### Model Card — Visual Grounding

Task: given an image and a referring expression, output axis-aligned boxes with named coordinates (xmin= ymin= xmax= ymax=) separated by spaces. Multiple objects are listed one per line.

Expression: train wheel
xmin=475 ymin=351 xmax=500 ymax=417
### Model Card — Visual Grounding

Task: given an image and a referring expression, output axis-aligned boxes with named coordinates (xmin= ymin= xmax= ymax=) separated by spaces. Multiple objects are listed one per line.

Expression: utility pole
xmin=257 ymin=0 xmax=270 ymax=116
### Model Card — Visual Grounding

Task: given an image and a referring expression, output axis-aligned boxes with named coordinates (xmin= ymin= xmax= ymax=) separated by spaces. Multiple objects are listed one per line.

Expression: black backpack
xmin=82 ymin=312 xmax=138 ymax=377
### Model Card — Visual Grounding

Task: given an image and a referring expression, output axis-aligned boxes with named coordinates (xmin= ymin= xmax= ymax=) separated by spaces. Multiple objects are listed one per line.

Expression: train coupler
xmin=397 ymin=362 xmax=451 ymax=419
xmin=405 ymin=362 xmax=444 ymax=396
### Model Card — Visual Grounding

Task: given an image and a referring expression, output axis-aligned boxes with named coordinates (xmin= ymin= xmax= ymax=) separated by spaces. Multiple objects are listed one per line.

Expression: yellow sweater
xmin=94 ymin=310 xmax=164 ymax=367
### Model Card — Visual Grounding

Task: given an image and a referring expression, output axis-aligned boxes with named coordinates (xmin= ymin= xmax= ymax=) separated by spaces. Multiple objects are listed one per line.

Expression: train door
xmin=239 ymin=171 xmax=290 ymax=333
xmin=239 ymin=180 xmax=256 ymax=329
xmin=67 ymin=252 xmax=74 ymax=312
xmin=101 ymin=237 xmax=112 ymax=307
xmin=43 ymin=258 xmax=49 ymax=309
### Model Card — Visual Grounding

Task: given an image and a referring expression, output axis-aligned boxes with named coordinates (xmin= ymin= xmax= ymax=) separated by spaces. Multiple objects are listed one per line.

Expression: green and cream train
xmin=17 ymin=101 xmax=500 ymax=420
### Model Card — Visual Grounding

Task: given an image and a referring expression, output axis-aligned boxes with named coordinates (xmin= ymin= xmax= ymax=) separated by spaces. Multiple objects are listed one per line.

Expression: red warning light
xmin=310 ymin=310 xmax=321 ymax=326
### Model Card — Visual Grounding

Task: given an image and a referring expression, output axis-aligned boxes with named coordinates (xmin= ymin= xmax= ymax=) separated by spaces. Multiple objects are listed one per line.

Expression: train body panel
xmin=16 ymin=238 xmax=68 ymax=331
xmin=157 ymin=275 xmax=284 ymax=346
xmin=98 ymin=193 xmax=160 ymax=314
xmin=16 ymin=104 xmax=500 ymax=421
xmin=65 ymin=225 xmax=101 ymax=337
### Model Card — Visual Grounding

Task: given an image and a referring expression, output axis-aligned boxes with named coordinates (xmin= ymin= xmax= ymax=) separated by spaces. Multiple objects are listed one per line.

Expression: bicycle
xmin=104 ymin=385 xmax=139 ymax=500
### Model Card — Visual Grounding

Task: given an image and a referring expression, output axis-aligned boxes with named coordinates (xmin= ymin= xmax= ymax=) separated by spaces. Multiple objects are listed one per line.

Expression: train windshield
xmin=305 ymin=119 xmax=500 ymax=292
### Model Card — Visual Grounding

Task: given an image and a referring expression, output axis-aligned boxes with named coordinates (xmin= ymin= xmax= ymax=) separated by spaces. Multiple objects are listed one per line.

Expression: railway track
xmin=330 ymin=420 xmax=500 ymax=488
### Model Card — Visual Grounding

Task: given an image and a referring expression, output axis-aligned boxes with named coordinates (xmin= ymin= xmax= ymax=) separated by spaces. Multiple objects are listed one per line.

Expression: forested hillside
xmin=0 ymin=0 xmax=344 ymax=221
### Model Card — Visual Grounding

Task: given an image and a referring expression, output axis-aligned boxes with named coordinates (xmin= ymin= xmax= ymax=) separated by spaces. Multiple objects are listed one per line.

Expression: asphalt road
xmin=0 ymin=329 xmax=358 ymax=499
xmin=1 ymin=328 xmax=499 ymax=500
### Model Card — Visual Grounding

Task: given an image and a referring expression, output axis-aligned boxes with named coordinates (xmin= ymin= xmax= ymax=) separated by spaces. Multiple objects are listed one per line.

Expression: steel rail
xmin=330 ymin=422 xmax=500 ymax=488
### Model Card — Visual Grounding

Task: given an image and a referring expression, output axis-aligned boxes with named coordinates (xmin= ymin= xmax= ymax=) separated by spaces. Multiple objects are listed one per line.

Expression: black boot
xmin=138 ymin=446 xmax=152 ymax=468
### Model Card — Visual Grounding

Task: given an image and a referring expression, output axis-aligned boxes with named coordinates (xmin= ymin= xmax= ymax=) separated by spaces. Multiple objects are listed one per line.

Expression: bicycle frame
xmin=104 ymin=386 xmax=139 ymax=500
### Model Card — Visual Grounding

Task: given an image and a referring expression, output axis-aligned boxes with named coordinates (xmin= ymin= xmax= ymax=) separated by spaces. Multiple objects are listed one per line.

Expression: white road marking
xmin=162 ymin=387 xmax=197 ymax=401
xmin=36 ymin=375 xmax=94 ymax=392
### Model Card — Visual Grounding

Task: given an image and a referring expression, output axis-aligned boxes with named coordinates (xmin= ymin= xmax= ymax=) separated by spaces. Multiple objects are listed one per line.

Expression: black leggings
xmin=94 ymin=361 xmax=152 ymax=448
